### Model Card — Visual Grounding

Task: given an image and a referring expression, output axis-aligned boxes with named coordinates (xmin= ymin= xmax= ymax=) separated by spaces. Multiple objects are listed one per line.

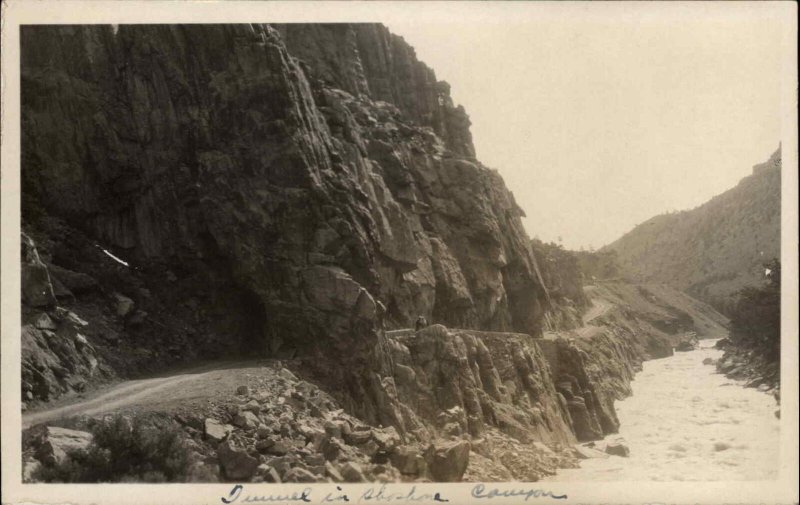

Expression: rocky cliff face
xmin=21 ymin=24 xmax=554 ymax=417
xmin=604 ymin=147 xmax=781 ymax=313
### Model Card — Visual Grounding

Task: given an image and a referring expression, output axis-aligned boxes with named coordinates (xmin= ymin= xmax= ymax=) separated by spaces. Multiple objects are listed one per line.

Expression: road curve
xmin=22 ymin=360 xmax=265 ymax=429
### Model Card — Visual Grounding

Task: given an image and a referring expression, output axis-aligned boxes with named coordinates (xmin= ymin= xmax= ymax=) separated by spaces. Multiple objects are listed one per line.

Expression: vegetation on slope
xmin=33 ymin=414 xmax=193 ymax=483
xmin=605 ymin=147 xmax=781 ymax=314
xmin=728 ymin=259 xmax=781 ymax=363
xmin=532 ymin=239 xmax=587 ymax=303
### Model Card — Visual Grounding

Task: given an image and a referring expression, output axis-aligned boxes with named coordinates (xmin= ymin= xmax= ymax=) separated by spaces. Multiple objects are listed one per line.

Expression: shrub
xmin=729 ymin=259 xmax=780 ymax=362
xmin=34 ymin=414 xmax=193 ymax=483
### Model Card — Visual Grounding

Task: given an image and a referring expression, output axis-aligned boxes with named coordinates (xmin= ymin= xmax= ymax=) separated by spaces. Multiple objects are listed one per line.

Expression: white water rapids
xmin=547 ymin=339 xmax=780 ymax=481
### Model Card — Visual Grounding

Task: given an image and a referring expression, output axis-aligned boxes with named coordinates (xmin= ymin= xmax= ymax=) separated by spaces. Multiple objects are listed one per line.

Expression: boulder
xmin=256 ymin=425 xmax=272 ymax=439
xmin=344 ymin=427 xmax=372 ymax=445
xmin=303 ymin=453 xmax=326 ymax=466
xmin=340 ymin=461 xmax=367 ymax=482
xmin=605 ymin=441 xmax=630 ymax=457
xmin=266 ymin=439 xmax=291 ymax=456
xmin=390 ymin=445 xmax=425 ymax=475
xmin=427 ymin=440 xmax=470 ymax=482
xmin=573 ymin=444 xmax=609 ymax=459
xmin=298 ymin=424 xmax=327 ymax=449
xmin=322 ymin=437 xmax=346 ymax=461
xmin=284 ymin=467 xmax=320 ymax=483
xmin=56 ymin=308 xmax=89 ymax=327
xmin=35 ymin=426 xmax=93 ymax=465
xmin=323 ymin=420 xmax=342 ymax=439
xmin=266 ymin=455 xmax=295 ymax=476
xmin=34 ymin=313 xmax=57 ymax=331
xmin=113 ymin=293 xmax=135 ymax=317
xmin=233 ymin=410 xmax=260 ymax=430
xmin=259 ymin=464 xmax=282 ymax=483
xmin=236 ymin=385 xmax=250 ymax=396
xmin=242 ymin=400 xmax=261 ymax=413
xmin=279 ymin=368 xmax=298 ymax=382
xmin=204 ymin=418 xmax=233 ymax=443
xmin=325 ymin=461 xmax=345 ymax=482
xmin=372 ymin=426 xmax=400 ymax=450
xmin=217 ymin=441 xmax=259 ymax=480
xmin=255 ymin=439 xmax=275 ymax=453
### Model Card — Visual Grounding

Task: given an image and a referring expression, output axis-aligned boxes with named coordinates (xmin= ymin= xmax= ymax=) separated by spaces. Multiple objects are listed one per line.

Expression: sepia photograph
xmin=1 ymin=2 xmax=797 ymax=504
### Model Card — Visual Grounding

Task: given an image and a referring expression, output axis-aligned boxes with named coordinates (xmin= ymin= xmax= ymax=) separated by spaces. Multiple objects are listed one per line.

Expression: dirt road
xmin=23 ymin=290 xmax=618 ymax=428
xmin=581 ymin=286 xmax=613 ymax=324
xmin=22 ymin=360 xmax=272 ymax=429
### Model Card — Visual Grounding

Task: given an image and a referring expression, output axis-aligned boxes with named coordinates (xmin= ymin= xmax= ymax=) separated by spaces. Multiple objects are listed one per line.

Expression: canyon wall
xmin=605 ymin=147 xmax=781 ymax=313
xmin=21 ymin=24 xmax=555 ymax=407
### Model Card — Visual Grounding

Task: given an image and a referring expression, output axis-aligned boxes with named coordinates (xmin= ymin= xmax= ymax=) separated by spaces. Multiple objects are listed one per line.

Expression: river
xmin=547 ymin=339 xmax=780 ymax=481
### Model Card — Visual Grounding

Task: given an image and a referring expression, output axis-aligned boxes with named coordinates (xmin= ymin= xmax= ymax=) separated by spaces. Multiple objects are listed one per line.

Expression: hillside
xmin=604 ymin=147 xmax=781 ymax=312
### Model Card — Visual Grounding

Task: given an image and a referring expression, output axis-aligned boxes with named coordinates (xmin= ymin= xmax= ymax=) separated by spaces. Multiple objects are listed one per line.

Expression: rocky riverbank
xmin=714 ymin=339 xmax=780 ymax=403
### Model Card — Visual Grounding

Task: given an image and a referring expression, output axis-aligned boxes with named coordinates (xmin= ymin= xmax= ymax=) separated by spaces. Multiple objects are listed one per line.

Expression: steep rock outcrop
xmin=21 ymin=233 xmax=115 ymax=404
xmin=275 ymin=24 xmax=476 ymax=158
xmin=21 ymin=24 xmax=553 ymax=423
xmin=385 ymin=325 xmax=574 ymax=446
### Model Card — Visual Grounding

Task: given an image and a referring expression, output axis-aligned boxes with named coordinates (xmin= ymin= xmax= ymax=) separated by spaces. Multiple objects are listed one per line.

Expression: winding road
xmin=22 ymin=360 xmax=267 ymax=429
xmin=23 ymin=289 xmax=617 ymax=429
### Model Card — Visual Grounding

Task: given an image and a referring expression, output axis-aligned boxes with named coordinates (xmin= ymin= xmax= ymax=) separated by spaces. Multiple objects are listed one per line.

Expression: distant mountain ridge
xmin=604 ymin=146 xmax=781 ymax=313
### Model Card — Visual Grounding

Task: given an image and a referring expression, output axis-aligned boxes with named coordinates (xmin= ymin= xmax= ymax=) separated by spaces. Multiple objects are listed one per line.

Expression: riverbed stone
xmin=573 ymin=444 xmax=609 ymax=459
xmin=605 ymin=441 xmax=630 ymax=457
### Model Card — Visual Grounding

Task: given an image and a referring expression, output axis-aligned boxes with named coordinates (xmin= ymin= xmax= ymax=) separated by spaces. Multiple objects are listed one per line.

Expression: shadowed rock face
xmin=21 ymin=24 xmax=552 ymax=417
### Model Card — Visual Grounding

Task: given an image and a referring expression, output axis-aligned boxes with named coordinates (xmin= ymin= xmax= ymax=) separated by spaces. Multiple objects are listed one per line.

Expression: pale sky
xmin=387 ymin=8 xmax=784 ymax=250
